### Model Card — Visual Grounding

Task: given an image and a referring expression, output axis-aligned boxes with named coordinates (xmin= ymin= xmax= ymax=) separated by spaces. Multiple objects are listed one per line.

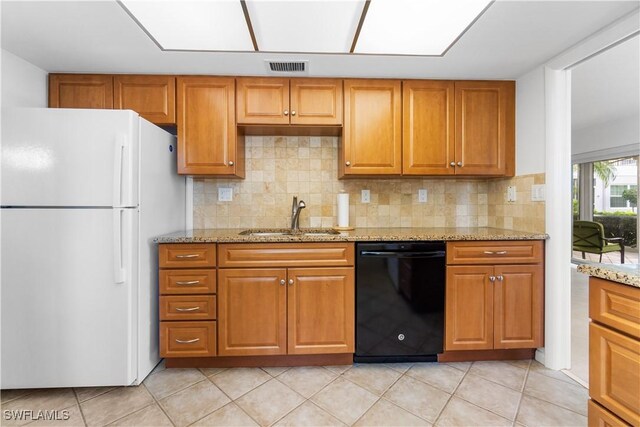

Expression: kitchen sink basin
xmin=239 ymin=228 xmax=340 ymax=236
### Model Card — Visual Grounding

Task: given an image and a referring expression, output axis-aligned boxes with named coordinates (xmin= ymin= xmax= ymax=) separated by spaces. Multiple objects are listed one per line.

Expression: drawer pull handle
xmin=175 ymin=280 xmax=200 ymax=285
xmin=175 ymin=306 xmax=200 ymax=312
xmin=483 ymin=250 xmax=508 ymax=255
xmin=175 ymin=338 xmax=200 ymax=344
xmin=175 ymin=254 xmax=199 ymax=258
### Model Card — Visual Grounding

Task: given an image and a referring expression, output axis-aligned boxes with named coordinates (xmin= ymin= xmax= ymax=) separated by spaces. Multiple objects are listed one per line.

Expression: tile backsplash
xmin=193 ymin=136 xmax=545 ymax=232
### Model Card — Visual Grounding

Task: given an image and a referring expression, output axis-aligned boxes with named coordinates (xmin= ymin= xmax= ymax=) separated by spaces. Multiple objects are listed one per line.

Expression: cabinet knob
xmin=489 ymin=275 xmax=496 ymax=282
xmin=288 ymin=279 xmax=294 ymax=285
xmin=280 ymin=279 xmax=285 ymax=285
xmin=345 ymin=161 xmax=351 ymax=166
xmin=228 ymin=161 xmax=234 ymax=166
xmin=497 ymin=275 xmax=504 ymax=281
xmin=291 ymin=110 xmax=296 ymax=116
xmin=450 ymin=162 xmax=455 ymax=167
xmin=457 ymin=161 xmax=463 ymax=167
xmin=284 ymin=110 xmax=289 ymax=116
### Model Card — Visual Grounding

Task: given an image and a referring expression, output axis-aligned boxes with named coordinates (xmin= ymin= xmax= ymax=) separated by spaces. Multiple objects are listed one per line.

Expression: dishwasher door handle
xmin=359 ymin=250 xmax=446 ymax=259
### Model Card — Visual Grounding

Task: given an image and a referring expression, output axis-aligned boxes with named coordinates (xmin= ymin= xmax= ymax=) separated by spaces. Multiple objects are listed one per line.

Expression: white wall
xmin=515 ymin=66 xmax=546 ymax=175
xmin=572 ymin=114 xmax=640 ymax=156
xmin=1 ymin=49 xmax=48 ymax=108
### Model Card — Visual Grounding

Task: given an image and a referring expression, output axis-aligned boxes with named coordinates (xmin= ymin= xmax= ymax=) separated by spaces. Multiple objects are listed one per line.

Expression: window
xmin=610 ymin=184 xmax=638 ymax=208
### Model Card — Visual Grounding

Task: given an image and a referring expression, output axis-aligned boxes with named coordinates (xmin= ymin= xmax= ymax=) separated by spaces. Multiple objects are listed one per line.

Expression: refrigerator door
xmin=1 ymin=207 xmax=137 ymax=388
xmin=1 ymin=108 xmax=139 ymax=208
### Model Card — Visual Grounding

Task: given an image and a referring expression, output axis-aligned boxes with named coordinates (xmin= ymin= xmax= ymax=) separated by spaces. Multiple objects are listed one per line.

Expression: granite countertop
xmin=577 ymin=263 xmax=640 ymax=288
xmin=155 ymin=227 xmax=549 ymax=244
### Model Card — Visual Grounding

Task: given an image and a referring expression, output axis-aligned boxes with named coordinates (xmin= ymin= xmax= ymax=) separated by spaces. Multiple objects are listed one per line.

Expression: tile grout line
xmin=432 ymin=361 xmax=472 ymax=426
xmin=513 ymin=361 xmax=533 ymax=427
xmin=71 ymin=388 xmax=89 ymax=427
xmin=264 ymin=376 xmax=322 ymax=427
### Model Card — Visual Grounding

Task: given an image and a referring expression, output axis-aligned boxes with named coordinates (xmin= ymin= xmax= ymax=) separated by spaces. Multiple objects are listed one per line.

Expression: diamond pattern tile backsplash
xmin=193 ymin=136 xmax=545 ymax=232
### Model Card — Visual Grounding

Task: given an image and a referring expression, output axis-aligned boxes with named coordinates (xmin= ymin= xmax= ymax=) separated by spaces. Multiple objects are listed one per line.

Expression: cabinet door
xmin=493 ymin=264 xmax=544 ymax=349
xmin=445 ymin=265 xmax=494 ymax=350
xmin=236 ymin=78 xmax=290 ymax=125
xmin=290 ymin=79 xmax=343 ymax=126
xmin=287 ymin=268 xmax=354 ymax=355
xmin=590 ymin=323 xmax=640 ymax=426
xmin=341 ymin=79 xmax=402 ymax=176
xmin=218 ymin=269 xmax=287 ymax=356
xmin=49 ymin=74 xmax=113 ymax=109
xmin=177 ymin=77 xmax=242 ymax=176
xmin=402 ymin=80 xmax=455 ymax=175
xmin=454 ymin=81 xmax=515 ymax=176
xmin=114 ymin=75 xmax=176 ymax=125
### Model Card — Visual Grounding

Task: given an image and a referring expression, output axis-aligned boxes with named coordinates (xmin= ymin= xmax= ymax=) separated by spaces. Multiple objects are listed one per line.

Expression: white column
xmin=542 ymin=67 xmax=572 ymax=370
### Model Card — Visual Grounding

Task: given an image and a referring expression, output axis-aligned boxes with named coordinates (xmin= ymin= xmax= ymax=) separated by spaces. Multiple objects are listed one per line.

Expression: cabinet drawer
xmin=160 ymin=269 xmax=216 ymax=294
xmin=160 ymin=295 xmax=216 ymax=321
xmin=446 ymin=241 xmax=543 ymax=265
xmin=588 ymin=400 xmax=630 ymax=427
xmin=160 ymin=321 xmax=216 ymax=358
xmin=159 ymin=244 xmax=216 ymax=268
xmin=218 ymin=243 xmax=354 ymax=268
xmin=590 ymin=323 xmax=640 ymax=426
xmin=590 ymin=277 xmax=640 ymax=340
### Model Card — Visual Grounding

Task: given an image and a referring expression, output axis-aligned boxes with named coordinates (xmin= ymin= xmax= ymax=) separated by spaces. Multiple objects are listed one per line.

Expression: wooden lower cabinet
xmin=218 ymin=267 xmax=355 ymax=357
xmin=445 ymin=266 xmax=494 ymax=350
xmin=588 ymin=400 xmax=631 ymax=427
xmin=217 ymin=268 xmax=287 ymax=356
xmin=288 ymin=268 xmax=354 ymax=354
xmin=445 ymin=241 xmax=544 ymax=354
xmin=493 ymin=265 xmax=544 ymax=349
xmin=160 ymin=321 xmax=217 ymax=358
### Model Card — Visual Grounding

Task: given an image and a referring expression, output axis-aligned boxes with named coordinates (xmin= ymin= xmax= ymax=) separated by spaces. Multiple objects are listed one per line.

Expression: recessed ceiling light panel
xmin=355 ymin=0 xmax=492 ymax=56
xmin=246 ymin=0 xmax=366 ymax=53
xmin=120 ymin=0 xmax=254 ymax=51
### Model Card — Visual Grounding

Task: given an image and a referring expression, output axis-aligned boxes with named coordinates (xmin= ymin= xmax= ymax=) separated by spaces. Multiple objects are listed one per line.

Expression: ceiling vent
xmin=265 ymin=60 xmax=309 ymax=75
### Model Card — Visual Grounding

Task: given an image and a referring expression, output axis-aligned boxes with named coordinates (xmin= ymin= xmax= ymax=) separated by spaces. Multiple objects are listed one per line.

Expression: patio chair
xmin=573 ymin=220 xmax=625 ymax=264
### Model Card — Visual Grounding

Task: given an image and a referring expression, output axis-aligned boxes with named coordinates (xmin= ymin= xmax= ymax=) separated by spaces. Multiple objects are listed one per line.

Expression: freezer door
xmin=1 ymin=108 xmax=139 ymax=207
xmin=1 ymin=208 xmax=137 ymax=388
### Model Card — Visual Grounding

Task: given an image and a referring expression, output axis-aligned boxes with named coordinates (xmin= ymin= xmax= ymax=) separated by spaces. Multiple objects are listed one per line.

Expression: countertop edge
xmin=577 ymin=264 xmax=640 ymax=288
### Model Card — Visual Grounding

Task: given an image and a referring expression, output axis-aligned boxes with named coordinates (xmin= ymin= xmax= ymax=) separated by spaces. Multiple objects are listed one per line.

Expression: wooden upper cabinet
xmin=454 ymin=81 xmax=515 ymax=176
xmin=493 ymin=264 xmax=543 ymax=349
xmin=49 ymin=74 xmax=113 ymax=109
xmin=287 ymin=267 xmax=354 ymax=355
xmin=236 ymin=77 xmax=343 ymax=126
xmin=290 ymin=79 xmax=342 ymax=125
xmin=445 ymin=265 xmax=494 ymax=351
xmin=236 ymin=78 xmax=290 ymax=125
xmin=341 ymin=79 xmax=402 ymax=177
xmin=114 ymin=75 xmax=176 ymax=125
xmin=403 ymin=80 xmax=455 ymax=175
xmin=176 ymin=77 xmax=243 ymax=177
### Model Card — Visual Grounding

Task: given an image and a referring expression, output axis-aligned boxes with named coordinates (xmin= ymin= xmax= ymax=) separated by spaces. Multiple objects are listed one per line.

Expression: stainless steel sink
xmin=239 ymin=228 xmax=340 ymax=236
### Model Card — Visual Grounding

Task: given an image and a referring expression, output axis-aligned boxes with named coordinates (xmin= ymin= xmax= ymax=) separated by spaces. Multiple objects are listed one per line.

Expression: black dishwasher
xmin=355 ymin=242 xmax=445 ymax=362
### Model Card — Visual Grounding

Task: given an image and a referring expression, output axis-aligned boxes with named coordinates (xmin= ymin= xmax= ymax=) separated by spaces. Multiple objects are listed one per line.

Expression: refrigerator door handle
xmin=113 ymin=134 xmax=132 ymax=208
xmin=113 ymin=209 xmax=125 ymax=284
xmin=113 ymin=136 xmax=125 ymax=207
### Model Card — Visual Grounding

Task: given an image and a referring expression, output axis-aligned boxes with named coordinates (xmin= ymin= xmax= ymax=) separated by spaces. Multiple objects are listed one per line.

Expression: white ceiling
xmin=571 ymin=35 xmax=640 ymax=130
xmin=1 ymin=0 xmax=638 ymax=79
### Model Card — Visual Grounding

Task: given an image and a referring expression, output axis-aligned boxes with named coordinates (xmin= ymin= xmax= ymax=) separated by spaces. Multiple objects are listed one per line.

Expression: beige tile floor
xmin=1 ymin=359 xmax=588 ymax=427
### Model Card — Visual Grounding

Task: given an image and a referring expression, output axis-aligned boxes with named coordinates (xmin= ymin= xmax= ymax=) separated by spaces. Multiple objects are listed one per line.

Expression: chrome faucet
xmin=290 ymin=196 xmax=306 ymax=232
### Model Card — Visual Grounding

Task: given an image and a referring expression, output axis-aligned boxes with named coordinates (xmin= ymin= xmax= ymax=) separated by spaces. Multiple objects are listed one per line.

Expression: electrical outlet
xmin=418 ymin=189 xmax=428 ymax=203
xmin=361 ymin=189 xmax=370 ymax=203
xmin=218 ymin=187 xmax=233 ymax=202
xmin=507 ymin=186 xmax=517 ymax=202
xmin=531 ymin=184 xmax=545 ymax=201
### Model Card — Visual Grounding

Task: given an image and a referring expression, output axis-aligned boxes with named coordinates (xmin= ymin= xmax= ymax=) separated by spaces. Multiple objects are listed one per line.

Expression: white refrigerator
xmin=1 ymin=108 xmax=186 ymax=389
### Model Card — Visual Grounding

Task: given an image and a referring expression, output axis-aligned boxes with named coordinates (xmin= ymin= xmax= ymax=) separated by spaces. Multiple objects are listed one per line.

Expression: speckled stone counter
xmin=577 ymin=263 xmax=640 ymax=288
xmin=155 ymin=227 xmax=548 ymax=244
